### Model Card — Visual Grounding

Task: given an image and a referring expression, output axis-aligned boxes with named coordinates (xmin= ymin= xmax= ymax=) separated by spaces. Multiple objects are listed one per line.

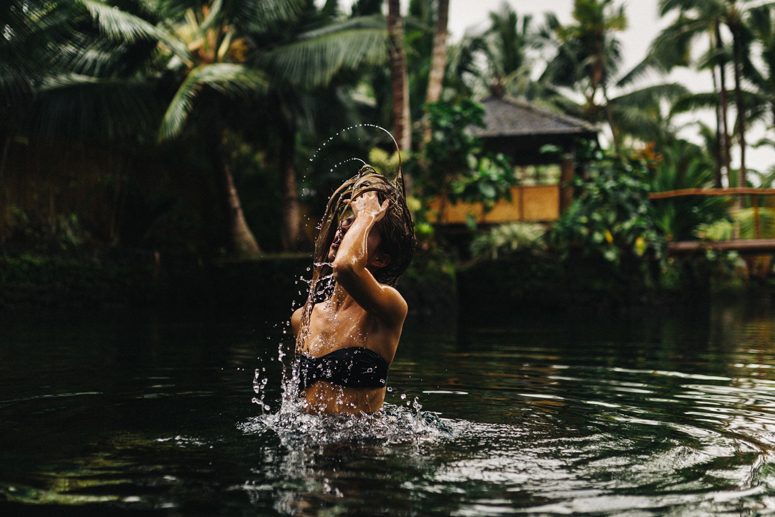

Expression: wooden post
xmin=560 ymin=152 xmax=575 ymax=213
xmin=754 ymin=195 xmax=762 ymax=239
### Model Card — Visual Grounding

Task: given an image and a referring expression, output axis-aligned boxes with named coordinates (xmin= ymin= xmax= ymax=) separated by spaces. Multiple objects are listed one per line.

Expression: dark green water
xmin=2 ymin=298 xmax=775 ymax=515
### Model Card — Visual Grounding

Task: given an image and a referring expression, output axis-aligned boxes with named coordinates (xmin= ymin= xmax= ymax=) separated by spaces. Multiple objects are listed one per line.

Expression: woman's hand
xmin=351 ymin=191 xmax=389 ymax=223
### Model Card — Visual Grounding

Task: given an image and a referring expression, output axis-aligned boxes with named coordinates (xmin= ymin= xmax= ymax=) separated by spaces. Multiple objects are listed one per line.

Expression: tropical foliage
xmin=470 ymin=222 xmax=546 ymax=260
xmin=4 ymin=0 xmax=775 ymax=287
xmin=550 ymin=151 xmax=663 ymax=265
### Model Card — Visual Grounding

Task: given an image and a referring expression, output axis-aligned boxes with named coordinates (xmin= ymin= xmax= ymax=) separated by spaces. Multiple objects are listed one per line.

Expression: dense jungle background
xmin=4 ymin=0 xmax=775 ymax=316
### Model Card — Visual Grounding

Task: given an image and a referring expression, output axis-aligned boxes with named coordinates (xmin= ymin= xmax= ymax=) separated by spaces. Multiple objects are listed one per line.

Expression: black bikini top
xmin=295 ymin=347 xmax=389 ymax=391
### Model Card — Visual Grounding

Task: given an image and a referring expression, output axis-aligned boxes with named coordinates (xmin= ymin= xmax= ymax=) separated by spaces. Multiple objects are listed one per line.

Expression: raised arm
xmin=331 ymin=192 xmax=407 ymax=325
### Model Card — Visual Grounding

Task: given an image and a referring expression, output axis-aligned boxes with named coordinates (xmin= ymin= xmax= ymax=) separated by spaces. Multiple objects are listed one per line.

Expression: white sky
xmin=336 ymin=0 xmax=775 ymax=173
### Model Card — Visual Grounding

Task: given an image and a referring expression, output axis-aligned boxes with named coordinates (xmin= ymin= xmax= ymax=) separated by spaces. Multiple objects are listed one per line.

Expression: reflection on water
xmin=2 ymin=298 xmax=775 ymax=514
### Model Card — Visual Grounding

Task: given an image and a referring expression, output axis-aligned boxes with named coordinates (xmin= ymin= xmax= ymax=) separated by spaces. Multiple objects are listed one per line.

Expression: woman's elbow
xmin=332 ymin=258 xmax=357 ymax=283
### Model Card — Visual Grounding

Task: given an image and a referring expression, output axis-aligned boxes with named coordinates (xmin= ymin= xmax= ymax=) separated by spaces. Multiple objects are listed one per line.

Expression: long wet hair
xmin=296 ymin=164 xmax=416 ymax=351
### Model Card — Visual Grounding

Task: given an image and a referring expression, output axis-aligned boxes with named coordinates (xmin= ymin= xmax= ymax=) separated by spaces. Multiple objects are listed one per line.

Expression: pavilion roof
xmin=470 ymin=96 xmax=597 ymax=139
xmin=467 ymin=96 xmax=598 ymax=165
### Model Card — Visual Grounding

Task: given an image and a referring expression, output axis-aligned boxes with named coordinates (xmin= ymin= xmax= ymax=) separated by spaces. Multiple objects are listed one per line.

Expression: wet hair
xmin=314 ymin=165 xmax=416 ymax=288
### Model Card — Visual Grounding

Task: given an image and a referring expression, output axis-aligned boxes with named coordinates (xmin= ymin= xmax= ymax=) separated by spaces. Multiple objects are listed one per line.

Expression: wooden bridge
xmin=650 ymin=188 xmax=775 ymax=255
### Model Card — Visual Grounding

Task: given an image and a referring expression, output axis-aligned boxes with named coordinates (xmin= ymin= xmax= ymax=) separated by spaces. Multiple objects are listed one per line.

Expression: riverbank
xmin=0 ymin=245 xmax=458 ymax=323
xmin=1 ymin=245 xmax=772 ymax=320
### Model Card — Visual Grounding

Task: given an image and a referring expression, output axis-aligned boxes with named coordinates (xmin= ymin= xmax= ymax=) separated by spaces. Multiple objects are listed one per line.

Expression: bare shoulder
xmin=379 ymin=284 xmax=408 ymax=326
xmin=291 ymin=307 xmax=303 ymax=338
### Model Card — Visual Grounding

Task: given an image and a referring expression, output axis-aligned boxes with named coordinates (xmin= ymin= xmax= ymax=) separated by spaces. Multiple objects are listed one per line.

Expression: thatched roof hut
xmin=470 ymin=96 xmax=597 ymax=166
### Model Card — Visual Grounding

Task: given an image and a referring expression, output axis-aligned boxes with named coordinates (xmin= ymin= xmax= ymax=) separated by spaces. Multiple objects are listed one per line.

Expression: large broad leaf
xmin=240 ymin=0 xmax=305 ymax=33
xmin=262 ymin=17 xmax=389 ymax=89
xmin=612 ymin=83 xmax=689 ymax=109
xmin=79 ymin=0 xmax=192 ymax=65
xmin=646 ymin=16 xmax=708 ymax=73
xmin=612 ymin=105 xmax=668 ymax=143
xmin=670 ymin=90 xmax=767 ymax=115
xmin=158 ymin=63 xmax=266 ymax=141
xmin=658 ymin=0 xmax=726 ymax=18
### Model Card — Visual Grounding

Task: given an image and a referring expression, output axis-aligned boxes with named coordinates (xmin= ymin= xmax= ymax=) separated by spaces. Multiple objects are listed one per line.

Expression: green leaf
xmin=262 ymin=17 xmax=388 ymax=89
xmin=603 ymin=248 xmax=619 ymax=262
xmin=478 ymin=182 xmax=497 ymax=199
xmin=159 ymin=64 xmax=266 ymax=142
xmin=78 ymin=0 xmax=192 ymax=65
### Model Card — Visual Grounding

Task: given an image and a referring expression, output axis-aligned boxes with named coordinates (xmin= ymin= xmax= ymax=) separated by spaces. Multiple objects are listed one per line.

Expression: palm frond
xmin=159 ymin=63 xmax=267 ymax=142
xmin=612 ymin=83 xmax=689 ymax=109
xmin=612 ymin=105 xmax=668 ymax=142
xmin=670 ymin=92 xmax=722 ymax=114
xmin=242 ymin=0 xmax=305 ymax=33
xmin=263 ymin=27 xmax=389 ymax=89
xmin=297 ymin=14 xmax=386 ymax=39
xmin=694 ymin=45 xmax=732 ymax=72
xmin=647 ymin=16 xmax=708 ymax=72
xmin=199 ymin=0 xmax=224 ymax=34
xmin=659 ymin=0 xmax=725 ymax=18
xmin=670 ymin=90 xmax=767 ymax=115
xmin=78 ymin=0 xmax=192 ymax=65
xmin=616 ymin=56 xmax=660 ymax=88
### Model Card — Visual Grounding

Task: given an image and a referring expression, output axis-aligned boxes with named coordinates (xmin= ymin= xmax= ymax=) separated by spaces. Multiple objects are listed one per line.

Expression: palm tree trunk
xmin=601 ymin=83 xmax=620 ymax=153
xmin=731 ymin=20 xmax=747 ymax=198
xmin=421 ymin=0 xmax=449 ymax=145
xmin=279 ymin=121 xmax=302 ymax=251
xmin=712 ymin=67 xmax=723 ymax=188
xmin=221 ymin=156 xmax=260 ymax=256
xmin=711 ymin=45 xmax=723 ymax=188
xmin=715 ymin=19 xmax=732 ymax=187
xmin=387 ymin=0 xmax=411 ymax=153
xmin=208 ymin=118 xmax=261 ymax=257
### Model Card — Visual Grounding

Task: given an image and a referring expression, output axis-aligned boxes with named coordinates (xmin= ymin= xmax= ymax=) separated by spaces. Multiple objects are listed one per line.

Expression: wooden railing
xmin=649 ymin=188 xmax=775 ymax=255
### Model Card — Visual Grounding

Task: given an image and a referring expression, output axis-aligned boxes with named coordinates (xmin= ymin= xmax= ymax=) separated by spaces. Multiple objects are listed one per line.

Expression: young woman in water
xmin=291 ymin=165 xmax=415 ymax=415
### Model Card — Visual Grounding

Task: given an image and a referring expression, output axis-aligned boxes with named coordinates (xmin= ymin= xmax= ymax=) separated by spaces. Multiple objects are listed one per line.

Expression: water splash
xmin=239 ymin=401 xmax=451 ymax=447
xmin=308 ymin=124 xmax=399 ymax=165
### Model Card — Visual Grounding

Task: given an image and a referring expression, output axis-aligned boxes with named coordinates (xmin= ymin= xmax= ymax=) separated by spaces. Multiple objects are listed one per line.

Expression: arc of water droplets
xmin=308 ymin=123 xmax=399 ymax=164
xmin=328 ymin=157 xmax=366 ymax=174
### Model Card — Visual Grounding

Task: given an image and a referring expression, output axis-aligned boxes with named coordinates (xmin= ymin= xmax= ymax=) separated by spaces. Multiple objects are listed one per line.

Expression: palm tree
xmin=1 ymin=0 xmax=72 ymax=229
xmin=648 ymin=2 xmax=732 ymax=186
xmin=77 ymin=0 xmax=390 ymax=253
xmin=480 ymin=3 xmax=535 ymax=98
xmin=2 ymin=0 xmax=167 ymax=148
xmin=541 ymin=0 xmax=627 ymax=148
xmin=657 ymin=0 xmax=756 ymax=195
xmin=9 ymin=0 xmax=267 ymax=254
xmin=742 ymin=5 xmax=775 ymax=148
xmin=539 ymin=0 xmax=688 ymax=149
xmin=1 ymin=0 xmax=179 ymax=242
xmin=154 ymin=1 xmax=273 ymax=255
